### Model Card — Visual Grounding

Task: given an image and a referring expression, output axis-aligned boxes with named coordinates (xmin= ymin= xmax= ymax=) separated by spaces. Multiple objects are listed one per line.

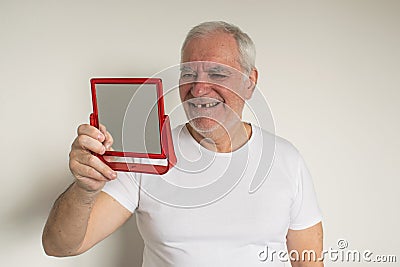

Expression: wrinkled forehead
xmin=180 ymin=61 xmax=243 ymax=75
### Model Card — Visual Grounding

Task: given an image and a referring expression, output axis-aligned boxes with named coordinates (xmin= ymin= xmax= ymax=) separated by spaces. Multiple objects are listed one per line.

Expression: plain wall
xmin=1 ymin=1 xmax=399 ymax=266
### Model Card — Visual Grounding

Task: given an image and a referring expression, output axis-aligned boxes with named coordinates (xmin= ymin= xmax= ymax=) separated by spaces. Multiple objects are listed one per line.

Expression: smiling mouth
xmin=190 ymin=102 xmax=220 ymax=108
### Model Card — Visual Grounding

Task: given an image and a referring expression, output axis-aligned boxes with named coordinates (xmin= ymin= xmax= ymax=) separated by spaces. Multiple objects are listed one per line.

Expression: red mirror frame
xmin=90 ymin=78 xmax=176 ymax=174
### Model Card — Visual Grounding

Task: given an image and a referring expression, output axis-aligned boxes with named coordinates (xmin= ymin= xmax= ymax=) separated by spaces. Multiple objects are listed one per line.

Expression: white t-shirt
xmin=103 ymin=124 xmax=322 ymax=267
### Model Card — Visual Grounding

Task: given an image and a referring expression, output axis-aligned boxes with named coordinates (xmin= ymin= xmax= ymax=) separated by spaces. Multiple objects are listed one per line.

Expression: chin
xmin=188 ymin=118 xmax=222 ymax=135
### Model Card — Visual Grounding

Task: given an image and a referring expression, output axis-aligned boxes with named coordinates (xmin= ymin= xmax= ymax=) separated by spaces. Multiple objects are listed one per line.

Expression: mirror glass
xmin=95 ymin=82 xmax=161 ymax=154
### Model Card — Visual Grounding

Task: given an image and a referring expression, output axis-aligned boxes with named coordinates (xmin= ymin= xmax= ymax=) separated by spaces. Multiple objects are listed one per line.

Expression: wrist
xmin=71 ymin=182 xmax=101 ymax=206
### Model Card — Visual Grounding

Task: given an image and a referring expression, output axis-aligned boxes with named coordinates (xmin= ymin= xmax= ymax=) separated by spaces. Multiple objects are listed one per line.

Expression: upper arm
xmin=286 ymin=222 xmax=324 ymax=267
xmin=76 ymin=191 xmax=133 ymax=254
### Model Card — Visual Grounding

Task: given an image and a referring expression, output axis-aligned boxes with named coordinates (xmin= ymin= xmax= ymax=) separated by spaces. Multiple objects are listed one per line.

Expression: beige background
xmin=1 ymin=0 xmax=399 ymax=266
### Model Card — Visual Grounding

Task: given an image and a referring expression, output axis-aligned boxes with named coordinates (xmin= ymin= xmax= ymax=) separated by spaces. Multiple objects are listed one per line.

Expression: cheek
xmin=178 ymin=85 xmax=190 ymax=101
xmin=219 ymin=86 xmax=246 ymax=105
xmin=232 ymin=96 xmax=246 ymax=111
xmin=226 ymin=93 xmax=246 ymax=115
xmin=220 ymin=79 xmax=247 ymax=99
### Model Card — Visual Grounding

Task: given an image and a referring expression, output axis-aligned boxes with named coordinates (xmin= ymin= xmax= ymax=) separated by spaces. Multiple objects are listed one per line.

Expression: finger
xmin=99 ymin=124 xmax=114 ymax=150
xmin=74 ymin=151 xmax=117 ymax=180
xmin=77 ymin=124 xmax=105 ymax=142
xmin=73 ymin=162 xmax=110 ymax=182
xmin=72 ymin=134 xmax=106 ymax=155
xmin=104 ymin=132 xmax=114 ymax=151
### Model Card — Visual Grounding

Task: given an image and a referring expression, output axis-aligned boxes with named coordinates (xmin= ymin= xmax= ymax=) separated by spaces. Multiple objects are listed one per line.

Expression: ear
xmin=244 ymin=67 xmax=258 ymax=100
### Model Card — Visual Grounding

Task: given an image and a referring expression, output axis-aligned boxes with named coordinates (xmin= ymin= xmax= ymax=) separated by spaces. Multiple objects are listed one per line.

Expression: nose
xmin=190 ymin=81 xmax=211 ymax=97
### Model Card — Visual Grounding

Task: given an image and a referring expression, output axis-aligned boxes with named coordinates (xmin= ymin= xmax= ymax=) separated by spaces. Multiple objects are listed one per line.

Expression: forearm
xmin=42 ymin=182 xmax=100 ymax=257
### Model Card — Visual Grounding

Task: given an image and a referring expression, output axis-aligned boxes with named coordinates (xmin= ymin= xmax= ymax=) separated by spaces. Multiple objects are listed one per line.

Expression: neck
xmin=186 ymin=122 xmax=252 ymax=153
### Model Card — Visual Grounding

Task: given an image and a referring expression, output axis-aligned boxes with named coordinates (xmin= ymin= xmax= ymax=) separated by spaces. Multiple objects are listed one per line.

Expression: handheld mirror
xmin=90 ymin=78 xmax=176 ymax=174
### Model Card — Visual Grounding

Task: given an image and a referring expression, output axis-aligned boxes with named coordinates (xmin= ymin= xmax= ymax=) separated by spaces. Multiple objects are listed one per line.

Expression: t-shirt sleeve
xmin=102 ymin=171 xmax=140 ymax=213
xmin=289 ymin=153 xmax=323 ymax=230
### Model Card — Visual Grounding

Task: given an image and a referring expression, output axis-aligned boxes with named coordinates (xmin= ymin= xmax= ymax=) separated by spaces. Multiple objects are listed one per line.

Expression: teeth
xmin=192 ymin=102 xmax=219 ymax=108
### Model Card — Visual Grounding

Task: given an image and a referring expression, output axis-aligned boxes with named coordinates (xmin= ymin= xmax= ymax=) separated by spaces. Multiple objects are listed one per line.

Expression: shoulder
xmin=251 ymin=125 xmax=301 ymax=161
xmin=250 ymin=125 xmax=305 ymax=188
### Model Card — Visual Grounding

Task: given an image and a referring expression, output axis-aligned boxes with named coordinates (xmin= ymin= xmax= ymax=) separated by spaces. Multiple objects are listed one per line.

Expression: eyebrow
xmin=207 ymin=66 xmax=232 ymax=74
xmin=180 ymin=65 xmax=233 ymax=74
xmin=180 ymin=66 xmax=195 ymax=72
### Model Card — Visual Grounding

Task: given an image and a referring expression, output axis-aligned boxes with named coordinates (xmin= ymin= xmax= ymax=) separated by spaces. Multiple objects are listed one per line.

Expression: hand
xmin=69 ymin=124 xmax=117 ymax=193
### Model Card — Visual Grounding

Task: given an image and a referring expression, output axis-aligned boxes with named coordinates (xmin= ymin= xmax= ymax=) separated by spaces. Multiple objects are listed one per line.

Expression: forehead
xmin=181 ymin=32 xmax=242 ymax=71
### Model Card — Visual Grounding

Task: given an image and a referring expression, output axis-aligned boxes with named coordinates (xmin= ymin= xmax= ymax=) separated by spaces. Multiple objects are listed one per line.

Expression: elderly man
xmin=43 ymin=21 xmax=323 ymax=266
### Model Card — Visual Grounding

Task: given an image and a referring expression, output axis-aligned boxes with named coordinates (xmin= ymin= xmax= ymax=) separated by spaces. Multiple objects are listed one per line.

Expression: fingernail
xmin=98 ymin=133 xmax=104 ymax=141
xmin=110 ymin=171 xmax=117 ymax=179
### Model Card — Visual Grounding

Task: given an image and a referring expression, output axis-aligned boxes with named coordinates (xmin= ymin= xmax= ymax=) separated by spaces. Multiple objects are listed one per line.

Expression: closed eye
xmin=209 ymin=73 xmax=228 ymax=80
xmin=180 ymin=73 xmax=197 ymax=81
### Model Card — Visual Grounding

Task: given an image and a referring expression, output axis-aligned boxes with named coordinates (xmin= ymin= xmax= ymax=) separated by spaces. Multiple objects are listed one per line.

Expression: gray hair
xmin=181 ymin=21 xmax=256 ymax=74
